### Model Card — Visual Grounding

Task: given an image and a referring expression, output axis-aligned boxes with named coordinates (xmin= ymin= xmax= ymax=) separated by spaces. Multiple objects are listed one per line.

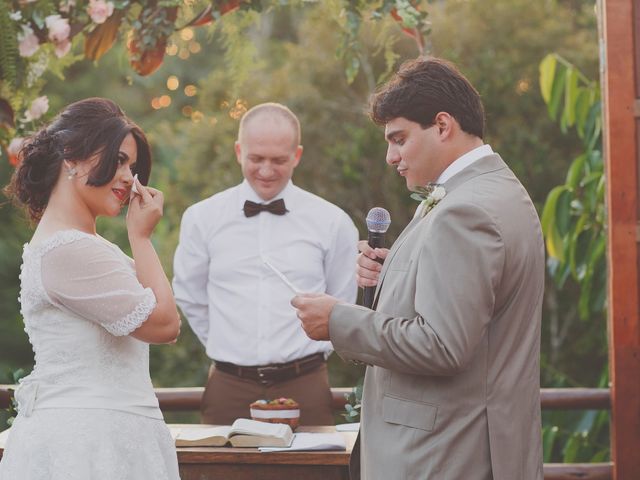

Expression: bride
xmin=0 ymin=98 xmax=181 ymax=479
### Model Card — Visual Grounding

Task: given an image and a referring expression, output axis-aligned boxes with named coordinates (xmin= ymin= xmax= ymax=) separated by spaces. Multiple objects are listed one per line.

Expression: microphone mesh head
xmin=366 ymin=207 xmax=391 ymax=233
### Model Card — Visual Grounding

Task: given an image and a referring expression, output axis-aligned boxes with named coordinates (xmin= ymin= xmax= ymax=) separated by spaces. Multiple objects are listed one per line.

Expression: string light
xmin=191 ymin=111 xmax=204 ymax=123
xmin=167 ymin=76 xmax=179 ymax=90
xmin=516 ymin=79 xmax=530 ymax=94
xmin=166 ymin=44 xmax=178 ymax=56
xmin=180 ymin=28 xmax=194 ymax=41
xmin=184 ymin=85 xmax=197 ymax=97
xmin=229 ymin=99 xmax=248 ymax=119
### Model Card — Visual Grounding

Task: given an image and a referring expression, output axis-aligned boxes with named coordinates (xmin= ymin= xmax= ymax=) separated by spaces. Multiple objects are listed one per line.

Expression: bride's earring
xmin=64 ymin=160 xmax=77 ymax=180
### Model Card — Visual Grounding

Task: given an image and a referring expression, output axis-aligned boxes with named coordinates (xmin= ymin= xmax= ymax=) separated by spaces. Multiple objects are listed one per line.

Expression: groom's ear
xmin=434 ymin=112 xmax=454 ymax=138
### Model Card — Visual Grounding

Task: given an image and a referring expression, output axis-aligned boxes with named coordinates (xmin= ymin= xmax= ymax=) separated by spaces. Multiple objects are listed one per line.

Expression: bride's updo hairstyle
xmin=4 ymin=97 xmax=151 ymax=221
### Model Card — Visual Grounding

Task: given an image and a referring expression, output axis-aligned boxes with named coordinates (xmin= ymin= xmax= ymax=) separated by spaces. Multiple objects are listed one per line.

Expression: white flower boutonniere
xmin=410 ymin=183 xmax=447 ymax=218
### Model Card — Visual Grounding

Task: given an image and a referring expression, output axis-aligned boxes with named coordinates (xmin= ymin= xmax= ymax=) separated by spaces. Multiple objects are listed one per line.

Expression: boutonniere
xmin=410 ymin=183 xmax=446 ymax=217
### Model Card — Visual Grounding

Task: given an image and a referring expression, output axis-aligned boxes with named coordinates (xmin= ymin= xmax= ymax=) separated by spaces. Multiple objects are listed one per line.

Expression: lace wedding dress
xmin=0 ymin=230 xmax=180 ymax=480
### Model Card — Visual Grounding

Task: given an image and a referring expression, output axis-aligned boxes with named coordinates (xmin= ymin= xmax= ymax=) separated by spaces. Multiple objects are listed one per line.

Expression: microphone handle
xmin=362 ymin=231 xmax=385 ymax=309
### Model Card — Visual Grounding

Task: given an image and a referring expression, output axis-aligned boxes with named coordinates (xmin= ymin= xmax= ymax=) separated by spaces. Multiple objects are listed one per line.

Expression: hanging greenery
xmin=0 ymin=0 xmax=429 ymax=161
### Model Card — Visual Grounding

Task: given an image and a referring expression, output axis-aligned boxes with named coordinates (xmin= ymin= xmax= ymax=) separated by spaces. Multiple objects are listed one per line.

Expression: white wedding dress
xmin=0 ymin=230 xmax=180 ymax=480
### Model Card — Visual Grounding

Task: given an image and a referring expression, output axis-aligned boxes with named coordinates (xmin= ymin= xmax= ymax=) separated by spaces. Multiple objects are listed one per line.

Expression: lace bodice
xmin=0 ymin=230 xmax=180 ymax=479
xmin=16 ymin=229 xmax=161 ymax=418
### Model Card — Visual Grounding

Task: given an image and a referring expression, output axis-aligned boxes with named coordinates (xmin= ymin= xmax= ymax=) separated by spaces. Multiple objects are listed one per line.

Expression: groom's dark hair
xmin=370 ymin=57 xmax=485 ymax=139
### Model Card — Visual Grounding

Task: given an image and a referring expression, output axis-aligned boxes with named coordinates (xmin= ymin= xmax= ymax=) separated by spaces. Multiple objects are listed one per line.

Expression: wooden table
xmin=0 ymin=426 xmax=356 ymax=480
xmin=177 ymin=426 xmax=356 ymax=480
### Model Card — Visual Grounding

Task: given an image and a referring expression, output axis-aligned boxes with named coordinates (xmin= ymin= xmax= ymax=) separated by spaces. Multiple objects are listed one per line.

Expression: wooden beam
xmin=601 ymin=1 xmax=640 ymax=479
xmin=544 ymin=463 xmax=612 ymax=480
xmin=156 ymin=387 xmax=613 ymax=412
xmin=0 ymin=385 xmax=612 ymax=411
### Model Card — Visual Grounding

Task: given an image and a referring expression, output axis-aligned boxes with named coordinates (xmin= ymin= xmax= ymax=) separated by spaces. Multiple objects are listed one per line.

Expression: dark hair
xmin=4 ymin=97 xmax=151 ymax=221
xmin=370 ymin=57 xmax=485 ymax=139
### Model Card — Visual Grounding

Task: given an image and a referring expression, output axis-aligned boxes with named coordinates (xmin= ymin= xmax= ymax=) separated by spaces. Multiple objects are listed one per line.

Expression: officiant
xmin=173 ymin=102 xmax=358 ymax=425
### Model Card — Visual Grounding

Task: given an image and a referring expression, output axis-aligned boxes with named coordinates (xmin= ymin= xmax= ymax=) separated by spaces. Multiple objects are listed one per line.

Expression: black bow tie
xmin=243 ymin=199 xmax=288 ymax=217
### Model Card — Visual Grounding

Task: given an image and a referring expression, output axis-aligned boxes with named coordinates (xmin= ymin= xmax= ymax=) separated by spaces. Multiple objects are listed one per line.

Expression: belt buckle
xmin=256 ymin=365 xmax=280 ymax=385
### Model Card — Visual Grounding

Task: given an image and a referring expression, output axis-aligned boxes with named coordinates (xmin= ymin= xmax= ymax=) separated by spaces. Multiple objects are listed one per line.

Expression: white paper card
xmin=335 ymin=423 xmax=360 ymax=432
xmin=258 ymin=432 xmax=346 ymax=452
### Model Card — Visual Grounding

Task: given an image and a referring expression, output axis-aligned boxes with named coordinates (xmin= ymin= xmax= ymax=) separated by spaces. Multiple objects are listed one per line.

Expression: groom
xmin=292 ymin=57 xmax=545 ymax=480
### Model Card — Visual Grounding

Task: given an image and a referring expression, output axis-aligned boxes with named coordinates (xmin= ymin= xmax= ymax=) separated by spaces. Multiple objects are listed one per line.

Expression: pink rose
xmin=18 ymin=25 xmax=39 ymax=57
xmin=87 ymin=0 xmax=115 ymax=24
xmin=24 ymin=96 xmax=49 ymax=122
xmin=45 ymin=15 xmax=70 ymax=44
xmin=54 ymin=39 xmax=71 ymax=58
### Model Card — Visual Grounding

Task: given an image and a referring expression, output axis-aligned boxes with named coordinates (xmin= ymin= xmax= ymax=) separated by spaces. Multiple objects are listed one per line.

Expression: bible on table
xmin=170 ymin=418 xmax=293 ymax=448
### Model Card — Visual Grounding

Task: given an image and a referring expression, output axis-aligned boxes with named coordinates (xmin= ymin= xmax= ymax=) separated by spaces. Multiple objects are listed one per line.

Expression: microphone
xmin=363 ymin=207 xmax=391 ymax=309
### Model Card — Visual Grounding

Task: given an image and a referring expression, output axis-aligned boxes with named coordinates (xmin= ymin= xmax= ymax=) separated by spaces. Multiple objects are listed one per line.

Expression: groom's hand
xmin=291 ymin=293 xmax=339 ymax=341
xmin=357 ymin=240 xmax=389 ymax=288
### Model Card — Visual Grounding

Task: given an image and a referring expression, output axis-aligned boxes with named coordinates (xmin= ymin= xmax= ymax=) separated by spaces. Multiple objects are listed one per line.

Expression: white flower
xmin=87 ymin=0 xmax=115 ymax=24
xmin=26 ymin=52 xmax=49 ymax=87
xmin=431 ymin=186 xmax=446 ymax=202
xmin=45 ymin=15 xmax=70 ymax=44
xmin=9 ymin=11 xmax=22 ymax=21
xmin=411 ymin=183 xmax=446 ymax=218
xmin=8 ymin=137 xmax=25 ymax=156
xmin=24 ymin=96 xmax=49 ymax=122
xmin=17 ymin=25 xmax=39 ymax=57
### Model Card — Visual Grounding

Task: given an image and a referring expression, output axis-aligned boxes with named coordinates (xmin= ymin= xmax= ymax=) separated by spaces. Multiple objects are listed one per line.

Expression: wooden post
xmin=600 ymin=1 xmax=640 ymax=478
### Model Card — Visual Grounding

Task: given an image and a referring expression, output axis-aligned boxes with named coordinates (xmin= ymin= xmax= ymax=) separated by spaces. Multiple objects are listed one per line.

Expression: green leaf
xmin=562 ymin=433 xmax=581 ymax=463
xmin=584 ymin=102 xmax=602 ymax=152
xmin=565 ymin=154 xmax=587 ymax=190
xmin=541 ymin=186 xmax=568 ymax=261
xmin=580 ymin=171 xmax=602 ymax=189
xmin=568 ymin=215 xmax=590 ymax=280
xmin=547 ymin=65 xmax=566 ymax=121
xmin=344 ymin=52 xmax=360 ymax=84
xmin=555 ymin=189 xmax=572 ymax=237
xmin=542 ymin=426 xmax=559 ymax=462
xmin=574 ymin=88 xmax=592 ymax=138
xmin=562 ymin=67 xmax=578 ymax=127
xmin=539 ymin=54 xmax=556 ymax=104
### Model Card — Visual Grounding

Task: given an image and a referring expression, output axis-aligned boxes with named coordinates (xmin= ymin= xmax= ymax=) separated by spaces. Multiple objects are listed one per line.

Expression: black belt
xmin=214 ymin=353 xmax=326 ymax=385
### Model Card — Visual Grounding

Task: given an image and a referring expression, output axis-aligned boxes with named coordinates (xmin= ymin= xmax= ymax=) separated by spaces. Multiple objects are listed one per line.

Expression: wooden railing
xmin=0 ymin=385 xmax=613 ymax=479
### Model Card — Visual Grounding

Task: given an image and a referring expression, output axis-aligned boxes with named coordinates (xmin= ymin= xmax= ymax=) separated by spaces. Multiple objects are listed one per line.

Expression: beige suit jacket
xmin=330 ymin=154 xmax=545 ymax=480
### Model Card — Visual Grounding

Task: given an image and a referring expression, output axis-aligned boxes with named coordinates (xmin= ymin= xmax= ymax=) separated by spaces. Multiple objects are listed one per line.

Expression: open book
xmin=171 ymin=419 xmax=293 ymax=448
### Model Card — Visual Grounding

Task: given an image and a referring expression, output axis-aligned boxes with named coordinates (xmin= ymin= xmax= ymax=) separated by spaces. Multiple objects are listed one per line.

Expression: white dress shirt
xmin=414 ymin=144 xmax=495 ymax=218
xmin=173 ymin=180 xmax=358 ymax=366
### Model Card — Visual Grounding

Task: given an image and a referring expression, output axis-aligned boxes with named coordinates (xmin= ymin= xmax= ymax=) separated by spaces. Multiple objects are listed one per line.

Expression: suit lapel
xmin=372 ymin=154 xmax=508 ymax=309
xmin=372 ymin=213 xmax=423 ymax=308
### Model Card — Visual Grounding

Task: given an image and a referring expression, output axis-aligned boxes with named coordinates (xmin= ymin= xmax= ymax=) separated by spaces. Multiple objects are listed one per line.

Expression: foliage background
xmin=0 ymin=0 xmax=606 ymax=460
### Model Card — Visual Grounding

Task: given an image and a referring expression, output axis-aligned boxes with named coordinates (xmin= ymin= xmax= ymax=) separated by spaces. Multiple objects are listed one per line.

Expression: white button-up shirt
xmin=437 ymin=144 xmax=494 ymax=184
xmin=173 ymin=180 xmax=358 ymax=366
xmin=414 ymin=144 xmax=495 ymax=218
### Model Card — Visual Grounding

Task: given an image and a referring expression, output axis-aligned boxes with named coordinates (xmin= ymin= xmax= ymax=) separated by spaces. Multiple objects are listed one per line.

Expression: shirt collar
xmin=436 ymin=144 xmax=494 ymax=184
xmin=238 ymin=179 xmax=295 ymax=211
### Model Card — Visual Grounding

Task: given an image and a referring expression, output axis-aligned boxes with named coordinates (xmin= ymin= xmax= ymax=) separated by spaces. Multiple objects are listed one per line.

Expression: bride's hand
xmin=127 ymin=177 xmax=163 ymax=240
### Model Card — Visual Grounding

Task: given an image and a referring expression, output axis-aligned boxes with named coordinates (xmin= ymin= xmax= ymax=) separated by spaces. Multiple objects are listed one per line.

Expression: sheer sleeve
xmin=40 ymin=237 xmax=157 ymax=336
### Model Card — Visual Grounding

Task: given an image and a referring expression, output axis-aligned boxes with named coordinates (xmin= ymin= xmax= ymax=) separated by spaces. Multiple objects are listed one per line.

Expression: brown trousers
xmin=201 ymin=363 xmax=334 ymax=426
